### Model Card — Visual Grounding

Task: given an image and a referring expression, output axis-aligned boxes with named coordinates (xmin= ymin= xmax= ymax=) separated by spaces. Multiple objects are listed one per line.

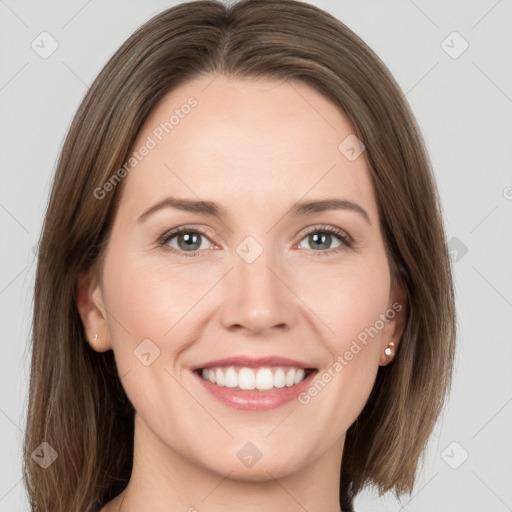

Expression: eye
xmin=296 ymin=224 xmax=353 ymax=256
xmin=159 ymin=226 xmax=215 ymax=258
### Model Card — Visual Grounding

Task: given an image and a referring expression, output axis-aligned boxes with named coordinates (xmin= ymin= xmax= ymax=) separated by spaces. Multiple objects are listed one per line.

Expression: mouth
xmin=190 ymin=355 xmax=318 ymax=410
xmin=194 ymin=365 xmax=317 ymax=391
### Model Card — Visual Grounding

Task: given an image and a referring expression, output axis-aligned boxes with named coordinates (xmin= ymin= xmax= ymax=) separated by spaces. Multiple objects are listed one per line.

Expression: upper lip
xmin=190 ymin=355 xmax=316 ymax=371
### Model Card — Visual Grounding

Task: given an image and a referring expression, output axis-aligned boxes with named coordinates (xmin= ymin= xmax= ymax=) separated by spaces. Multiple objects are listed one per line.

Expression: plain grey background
xmin=1 ymin=0 xmax=511 ymax=510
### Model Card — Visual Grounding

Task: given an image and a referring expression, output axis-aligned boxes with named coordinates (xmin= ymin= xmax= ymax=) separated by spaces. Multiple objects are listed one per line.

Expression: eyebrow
xmin=137 ymin=196 xmax=371 ymax=225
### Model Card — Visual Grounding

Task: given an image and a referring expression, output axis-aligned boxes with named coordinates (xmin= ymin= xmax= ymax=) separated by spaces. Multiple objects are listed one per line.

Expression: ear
xmin=76 ymin=268 xmax=112 ymax=352
xmin=378 ymin=274 xmax=407 ymax=366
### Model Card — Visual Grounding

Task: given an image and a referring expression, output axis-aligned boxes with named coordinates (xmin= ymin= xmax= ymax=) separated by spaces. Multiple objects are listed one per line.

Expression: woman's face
xmin=79 ymin=75 xmax=406 ymax=481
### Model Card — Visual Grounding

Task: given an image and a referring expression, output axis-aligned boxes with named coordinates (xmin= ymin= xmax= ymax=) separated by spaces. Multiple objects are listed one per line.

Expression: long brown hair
xmin=23 ymin=1 xmax=456 ymax=510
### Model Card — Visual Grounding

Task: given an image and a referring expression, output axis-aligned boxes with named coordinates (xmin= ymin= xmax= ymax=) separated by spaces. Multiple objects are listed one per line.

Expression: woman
xmin=23 ymin=1 xmax=456 ymax=511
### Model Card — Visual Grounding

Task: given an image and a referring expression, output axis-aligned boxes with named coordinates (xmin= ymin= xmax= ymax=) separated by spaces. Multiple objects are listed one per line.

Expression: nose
xmin=218 ymin=243 xmax=298 ymax=336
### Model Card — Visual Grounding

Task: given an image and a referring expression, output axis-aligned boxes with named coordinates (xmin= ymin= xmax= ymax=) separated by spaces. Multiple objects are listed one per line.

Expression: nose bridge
xmin=219 ymin=234 xmax=296 ymax=333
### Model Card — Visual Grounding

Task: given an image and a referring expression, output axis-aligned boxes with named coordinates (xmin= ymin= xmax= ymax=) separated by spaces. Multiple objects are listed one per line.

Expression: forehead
xmin=116 ymin=75 xmax=378 ymax=223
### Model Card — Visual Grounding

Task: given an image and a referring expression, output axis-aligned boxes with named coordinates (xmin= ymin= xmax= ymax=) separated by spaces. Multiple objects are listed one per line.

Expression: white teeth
xmin=294 ymin=368 xmax=305 ymax=385
xmin=224 ymin=367 xmax=238 ymax=388
xmin=285 ymin=368 xmax=295 ymax=387
xmin=200 ymin=366 xmax=310 ymax=391
xmin=239 ymin=368 xmax=255 ymax=390
xmin=215 ymin=368 xmax=225 ymax=386
xmin=274 ymin=368 xmax=286 ymax=388
xmin=255 ymin=368 xmax=273 ymax=390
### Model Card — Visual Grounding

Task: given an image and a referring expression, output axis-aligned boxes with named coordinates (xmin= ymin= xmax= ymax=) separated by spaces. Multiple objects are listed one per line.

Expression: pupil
xmin=179 ymin=232 xmax=200 ymax=251
xmin=310 ymin=232 xmax=330 ymax=250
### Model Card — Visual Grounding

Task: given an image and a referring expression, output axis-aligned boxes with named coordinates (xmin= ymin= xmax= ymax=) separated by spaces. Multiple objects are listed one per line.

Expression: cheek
xmin=294 ymin=254 xmax=391 ymax=350
xmin=296 ymin=260 xmax=391 ymax=429
xmin=101 ymin=251 xmax=198 ymax=366
xmin=100 ymin=255 xmax=202 ymax=433
xmin=333 ymin=268 xmax=390 ymax=345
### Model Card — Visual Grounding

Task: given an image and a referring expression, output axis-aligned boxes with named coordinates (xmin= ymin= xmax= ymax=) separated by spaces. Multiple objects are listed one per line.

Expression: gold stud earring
xmin=384 ymin=341 xmax=395 ymax=357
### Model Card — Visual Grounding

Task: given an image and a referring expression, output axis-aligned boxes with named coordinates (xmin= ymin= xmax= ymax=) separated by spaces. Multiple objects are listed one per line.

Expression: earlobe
xmin=379 ymin=276 xmax=408 ymax=366
xmin=76 ymin=269 xmax=112 ymax=352
xmin=379 ymin=340 xmax=396 ymax=366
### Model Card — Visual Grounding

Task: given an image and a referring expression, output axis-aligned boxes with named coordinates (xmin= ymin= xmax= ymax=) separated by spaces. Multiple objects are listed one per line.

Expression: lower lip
xmin=193 ymin=370 xmax=317 ymax=411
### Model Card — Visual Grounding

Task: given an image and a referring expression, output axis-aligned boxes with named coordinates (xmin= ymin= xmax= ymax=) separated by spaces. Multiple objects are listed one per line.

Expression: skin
xmin=77 ymin=75 xmax=406 ymax=512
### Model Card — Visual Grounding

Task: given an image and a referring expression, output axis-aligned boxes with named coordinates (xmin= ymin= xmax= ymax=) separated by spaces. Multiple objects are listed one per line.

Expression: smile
xmin=199 ymin=366 xmax=315 ymax=391
xmin=192 ymin=365 xmax=318 ymax=411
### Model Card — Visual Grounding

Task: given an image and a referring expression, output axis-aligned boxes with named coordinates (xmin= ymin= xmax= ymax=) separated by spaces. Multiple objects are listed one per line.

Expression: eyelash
xmin=157 ymin=224 xmax=354 ymax=259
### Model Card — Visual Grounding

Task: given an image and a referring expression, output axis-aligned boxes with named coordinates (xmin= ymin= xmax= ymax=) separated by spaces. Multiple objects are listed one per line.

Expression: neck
xmin=118 ymin=413 xmax=345 ymax=512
